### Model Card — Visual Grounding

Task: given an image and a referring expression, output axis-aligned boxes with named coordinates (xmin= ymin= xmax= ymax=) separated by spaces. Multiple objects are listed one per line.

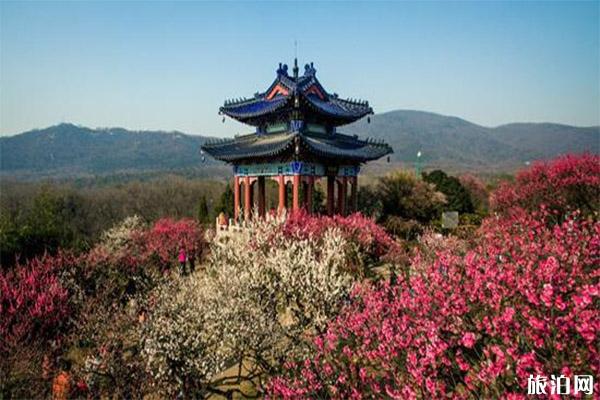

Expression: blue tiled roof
xmin=201 ymin=132 xmax=295 ymax=161
xmin=201 ymin=131 xmax=392 ymax=164
xmin=303 ymin=134 xmax=391 ymax=160
xmin=219 ymin=97 xmax=288 ymax=118
xmin=304 ymin=95 xmax=371 ymax=120
xmin=219 ymin=61 xmax=373 ymax=126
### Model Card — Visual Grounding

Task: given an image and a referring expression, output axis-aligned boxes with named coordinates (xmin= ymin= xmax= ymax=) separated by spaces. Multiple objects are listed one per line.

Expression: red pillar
xmin=350 ymin=176 xmax=358 ymax=213
xmin=257 ymin=176 xmax=266 ymax=218
xmin=292 ymin=174 xmax=301 ymax=213
xmin=233 ymin=176 xmax=240 ymax=222
xmin=244 ymin=176 xmax=251 ymax=221
xmin=278 ymin=175 xmax=286 ymax=214
xmin=306 ymin=176 xmax=314 ymax=213
xmin=327 ymin=175 xmax=335 ymax=216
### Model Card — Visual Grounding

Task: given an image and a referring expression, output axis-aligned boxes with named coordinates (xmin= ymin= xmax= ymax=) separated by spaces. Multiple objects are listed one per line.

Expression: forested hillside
xmin=344 ymin=110 xmax=599 ymax=170
xmin=1 ymin=112 xmax=598 ymax=179
xmin=0 ymin=123 xmax=222 ymax=179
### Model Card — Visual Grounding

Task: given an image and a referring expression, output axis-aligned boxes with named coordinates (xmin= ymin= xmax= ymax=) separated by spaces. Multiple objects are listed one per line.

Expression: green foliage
xmin=0 ymin=212 xmax=20 ymax=265
xmin=196 ymin=195 xmax=210 ymax=224
xmin=312 ymin=185 xmax=325 ymax=214
xmin=459 ymin=173 xmax=490 ymax=213
xmin=0 ymin=177 xmax=223 ymax=267
xmin=357 ymin=185 xmax=382 ymax=218
xmin=378 ymin=171 xmax=445 ymax=222
xmin=375 ymin=170 xmax=446 ymax=240
xmin=423 ymin=169 xmax=475 ymax=213
xmin=0 ymin=189 xmax=83 ymax=266
xmin=214 ymin=182 xmax=234 ymax=218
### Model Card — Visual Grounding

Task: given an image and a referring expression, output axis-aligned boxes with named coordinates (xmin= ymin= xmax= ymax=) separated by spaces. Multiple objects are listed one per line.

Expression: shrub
xmin=141 ymin=215 xmax=358 ymax=397
xmin=423 ymin=169 xmax=475 ymax=214
xmin=65 ymin=217 xmax=204 ymax=396
xmin=491 ymin=153 xmax=600 ymax=217
xmin=85 ymin=216 xmax=205 ymax=272
xmin=0 ymin=252 xmax=75 ymax=397
xmin=79 ymin=217 xmax=159 ymax=301
xmin=0 ymin=253 xmax=73 ymax=353
xmin=459 ymin=173 xmax=490 ymax=212
xmin=357 ymin=185 xmax=382 ymax=218
xmin=268 ymin=209 xmax=599 ymax=399
xmin=63 ymin=217 xmax=203 ymax=398
xmin=1 ymin=215 xmax=208 ymax=398
xmin=283 ymin=210 xmax=400 ymax=269
xmin=99 ymin=215 xmax=146 ymax=254
xmin=376 ymin=170 xmax=446 ymax=239
xmin=76 ymin=297 xmax=152 ymax=398
xmin=141 ymin=218 xmax=205 ymax=268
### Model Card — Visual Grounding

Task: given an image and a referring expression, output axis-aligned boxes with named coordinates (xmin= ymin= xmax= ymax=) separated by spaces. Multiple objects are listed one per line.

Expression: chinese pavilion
xmin=201 ymin=60 xmax=392 ymax=222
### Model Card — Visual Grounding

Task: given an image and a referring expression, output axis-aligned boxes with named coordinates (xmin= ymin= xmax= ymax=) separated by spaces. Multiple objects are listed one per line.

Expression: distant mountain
xmin=1 ymin=112 xmax=598 ymax=179
xmin=344 ymin=110 xmax=599 ymax=171
xmin=0 ymin=123 xmax=222 ymax=180
xmin=491 ymin=122 xmax=599 ymax=160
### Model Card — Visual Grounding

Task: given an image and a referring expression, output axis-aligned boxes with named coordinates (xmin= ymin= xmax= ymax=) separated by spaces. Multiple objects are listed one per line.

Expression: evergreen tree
xmin=357 ymin=185 xmax=382 ymax=218
xmin=377 ymin=170 xmax=445 ymax=224
xmin=422 ymin=170 xmax=475 ymax=213
xmin=214 ymin=184 xmax=234 ymax=219
xmin=312 ymin=185 xmax=325 ymax=214
xmin=197 ymin=195 xmax=210 ymax=224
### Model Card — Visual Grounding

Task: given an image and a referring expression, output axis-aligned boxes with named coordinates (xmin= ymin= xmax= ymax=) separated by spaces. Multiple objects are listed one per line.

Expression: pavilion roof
xmin=201 ymin=131 xmax=392 ymax=164
xmin=220 ymin=61 xmax=373 ymax=126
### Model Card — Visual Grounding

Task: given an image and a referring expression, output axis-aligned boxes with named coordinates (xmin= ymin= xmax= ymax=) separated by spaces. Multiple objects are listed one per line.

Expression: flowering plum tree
xmin=268 ymin=208 xmax=599 ymax=399
xmin=99 ymin=215 xmax=146 ymax=254
xmin=458 ymin=173 xmax=489 ymax=212
xmin=492 ymin=153 xmax=600 ymax=217
xmin=141 ymin=218 xmax=205 ymax=268
xmin=0 ymin=253 xmax=74 ymax=352
xmin=1 ymin=215 xmax=208 ymax=398
xmin=85 ymin=216 xmax=205 ymax=271
xmin=141 ymin=215 xmax=358 ymax=397
xmin=69 ymin=217 xmax=206 ymax=395
xmin=283 ymin=210 xmax=402 ymax=271
xmin=0 ymin=252 xmax=75 ymax=396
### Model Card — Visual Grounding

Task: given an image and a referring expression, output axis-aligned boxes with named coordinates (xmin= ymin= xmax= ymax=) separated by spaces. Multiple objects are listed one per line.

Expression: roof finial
xmin=277 ymin=62 xmax=288 ymax=76
xmin=293 ymin=57 xmax=299 ymax=80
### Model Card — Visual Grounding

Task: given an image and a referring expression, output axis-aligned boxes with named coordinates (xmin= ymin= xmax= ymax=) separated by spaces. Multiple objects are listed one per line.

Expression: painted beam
xmin=234 ymin=162 xmax=360 ymax=177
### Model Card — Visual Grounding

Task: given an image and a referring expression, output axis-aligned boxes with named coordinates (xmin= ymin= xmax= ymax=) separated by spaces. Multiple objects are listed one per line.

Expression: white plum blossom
xmin=100 ymin=215 xmax=145 ymax=253
xmin=140 ymin=214 xmax=356 ymax=394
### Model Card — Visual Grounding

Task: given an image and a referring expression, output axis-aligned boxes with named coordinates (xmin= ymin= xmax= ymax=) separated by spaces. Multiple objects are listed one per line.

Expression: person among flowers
xmin=178 ymin=246 xmax=187 ymax=275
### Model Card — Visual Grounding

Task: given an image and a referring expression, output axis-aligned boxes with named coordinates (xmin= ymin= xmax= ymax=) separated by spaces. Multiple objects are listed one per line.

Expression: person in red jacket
xmin=178 ymin=246 xmax=187 ymax=275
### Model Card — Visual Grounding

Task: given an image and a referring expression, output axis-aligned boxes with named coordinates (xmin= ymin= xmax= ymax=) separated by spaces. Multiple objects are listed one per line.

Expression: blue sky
xmin=1 ymin=1 xmax=598 ymax=137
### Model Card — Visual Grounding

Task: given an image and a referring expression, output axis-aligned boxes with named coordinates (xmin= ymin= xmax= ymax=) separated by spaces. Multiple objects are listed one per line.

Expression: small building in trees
xmin=201 ymin=60 xmax=392 ymax=221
